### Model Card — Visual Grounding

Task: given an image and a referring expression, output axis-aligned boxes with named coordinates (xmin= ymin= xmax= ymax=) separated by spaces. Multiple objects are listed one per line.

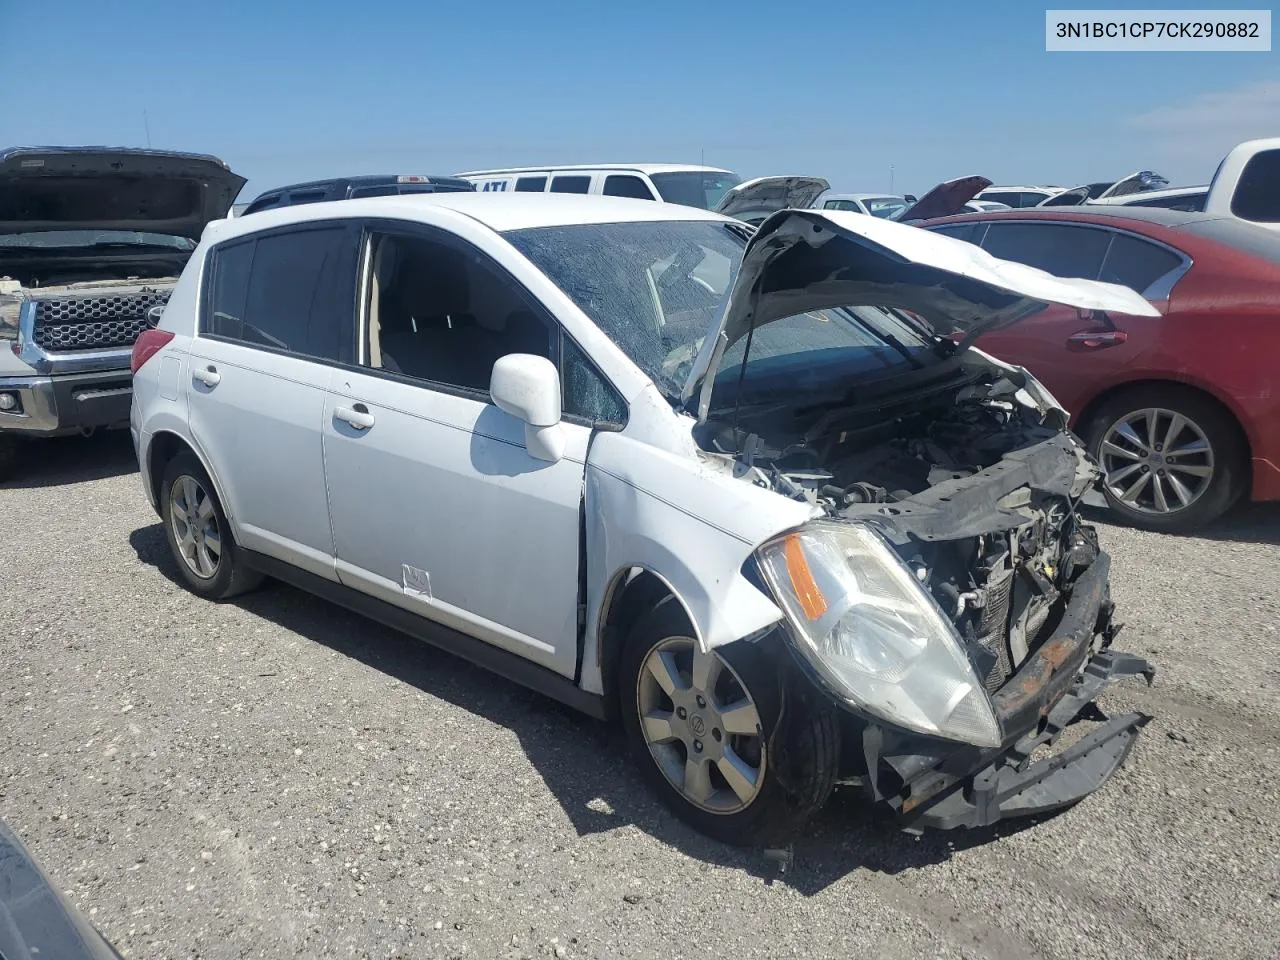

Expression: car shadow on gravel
xmin=2 ymin=431 xmax=137 ymax=489
xmin=1081 ymin=501 xmax=1280 ymax=546
xmin=130 ymin=521 xmax=1051 ymax=895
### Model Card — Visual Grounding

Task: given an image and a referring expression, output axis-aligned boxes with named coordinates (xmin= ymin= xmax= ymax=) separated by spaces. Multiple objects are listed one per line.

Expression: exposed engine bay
xmin=700 ymin=359 xmax=1103 ymax=692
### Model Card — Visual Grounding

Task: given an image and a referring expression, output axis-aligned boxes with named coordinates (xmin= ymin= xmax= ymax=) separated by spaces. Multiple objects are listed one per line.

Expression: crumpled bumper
xmin=861 ymin=552 xmax=1155 ymax=830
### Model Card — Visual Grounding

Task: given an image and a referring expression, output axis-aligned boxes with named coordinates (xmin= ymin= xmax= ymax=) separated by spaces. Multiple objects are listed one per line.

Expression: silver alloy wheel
xmin=1100 ymin=407 xmax=1215 ymax=515
xmin=635 ymin=636 xmax=766 ymax=815
xmin=169 ymin=474 xmax=222 ymax=579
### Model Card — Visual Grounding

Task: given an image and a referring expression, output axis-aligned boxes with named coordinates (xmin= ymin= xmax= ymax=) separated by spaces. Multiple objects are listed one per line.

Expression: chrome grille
xmin=32 ymin=290 xmax=171 ymax=351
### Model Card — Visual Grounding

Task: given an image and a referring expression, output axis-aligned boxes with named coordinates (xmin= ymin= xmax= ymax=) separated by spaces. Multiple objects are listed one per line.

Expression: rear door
xmin=972 ymin=222 xmax=1184 ymax=417
xmin=186 ymin=221 xmax=360 ymax=580
xmin=969 ymin=221 xmax=1119 ymax=413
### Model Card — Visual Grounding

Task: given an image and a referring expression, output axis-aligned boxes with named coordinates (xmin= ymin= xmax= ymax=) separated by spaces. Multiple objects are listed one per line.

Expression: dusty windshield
xmin=648 ymin=172 xmax=743 ymax=209
xmin=505 ymin=220 xmax=938 ymax=402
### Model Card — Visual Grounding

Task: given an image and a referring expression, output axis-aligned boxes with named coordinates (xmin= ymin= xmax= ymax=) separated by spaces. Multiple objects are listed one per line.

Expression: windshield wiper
xmin=840 ymin=309 xmax=924 ymax=369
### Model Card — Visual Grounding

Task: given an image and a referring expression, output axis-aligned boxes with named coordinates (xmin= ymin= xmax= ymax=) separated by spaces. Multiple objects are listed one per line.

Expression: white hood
xmin=681 ymin=208 xmax=1159 ymax=420
xmin=713 ymin=175 xmax=830 ymax=224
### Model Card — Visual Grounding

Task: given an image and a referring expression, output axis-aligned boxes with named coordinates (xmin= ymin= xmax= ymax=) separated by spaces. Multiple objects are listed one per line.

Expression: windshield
xmin=649 ymin=172 xmax=743 ymax=210
xmin=0 ymin=230 xmax=195 ymax=250
xmin=505 ymin=220 xmax=937 ymax=403
xmin=864 ymin=197 xmax=909 ymax=219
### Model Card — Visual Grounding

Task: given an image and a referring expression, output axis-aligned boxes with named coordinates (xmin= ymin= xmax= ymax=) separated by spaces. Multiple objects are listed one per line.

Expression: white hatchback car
xmin=131 ymin=194 xmax=1158 ymax=844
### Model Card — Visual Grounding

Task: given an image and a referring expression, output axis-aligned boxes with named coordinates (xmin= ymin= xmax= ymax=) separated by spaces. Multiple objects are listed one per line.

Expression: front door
xmin=186 ymin=221 xmax=360 ymax=580
xmin=321 ymin=224 xmax=591 ymax=677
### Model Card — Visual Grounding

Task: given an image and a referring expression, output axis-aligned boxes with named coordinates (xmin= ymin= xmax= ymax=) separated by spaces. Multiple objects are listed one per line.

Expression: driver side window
xmin=364 ymin=231 xmax=554 ymax=392
xmin=362 ymin=228 xmax=625 ymax=423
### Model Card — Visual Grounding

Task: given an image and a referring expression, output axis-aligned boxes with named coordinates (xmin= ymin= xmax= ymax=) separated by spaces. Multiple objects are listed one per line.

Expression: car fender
xmin=579 ymin=422 xmax=815 ymax=696
xmin=143 ymin=415 xmax=239 ymax=530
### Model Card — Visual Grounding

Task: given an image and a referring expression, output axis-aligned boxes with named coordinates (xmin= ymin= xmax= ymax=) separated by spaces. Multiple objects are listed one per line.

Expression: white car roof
xmin=979 ymin=185 xmax=1062 ymax=193
xmin=821 ymin=192 xmax=905 ymax=201
xmin=1091 ymin=184 xmax=1209 ymax=206
xmin=203 ymin=192 xmax=730 ymax=245
xmin=456 ymin=163 xmax=735 ymax=177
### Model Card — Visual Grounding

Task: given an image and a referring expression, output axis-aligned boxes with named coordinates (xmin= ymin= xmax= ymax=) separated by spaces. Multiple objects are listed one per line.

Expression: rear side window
xmin=824 ymin=200 xmax=861 ymax=211
xmin=204 ymin=226 xmax=359 ymax=363
xmin=929 ymin=222 xmax=981 ymax=243
xmin=981 ymin=222 xmax=1110 ymax=278
xmin=550 ymin=176 xmax=591 ymax=194
xmin=1231 ymin=149 xmax=1280 ymax=223
xmin=1098 ymin=233 xmax=1183 ymax=294
xmin=515 ymin=176 xmax=547 ymax=192
xmin=602 ymin=175 xmax=655 ymax=199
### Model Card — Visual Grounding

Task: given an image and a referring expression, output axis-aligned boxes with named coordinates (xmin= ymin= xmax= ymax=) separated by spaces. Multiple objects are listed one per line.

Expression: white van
xmin=456 ymin=164 xmax=742 ymax=210
xmin=456 ymin=165 xmax=831 ymax=226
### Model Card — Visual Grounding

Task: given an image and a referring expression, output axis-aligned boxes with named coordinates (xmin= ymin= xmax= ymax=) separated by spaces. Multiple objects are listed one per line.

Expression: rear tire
xmin=160 ymin=452 xmax=262 ymax=600
xmin=1081 ymin=384 xmax=1247 ymax=533
xmin=619 ymin=597 xmax=839 ymax=846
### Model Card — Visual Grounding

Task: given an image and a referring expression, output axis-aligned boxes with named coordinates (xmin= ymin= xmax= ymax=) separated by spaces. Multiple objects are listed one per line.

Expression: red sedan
xmin=922 ymin=206 xmax=1280 ymax=532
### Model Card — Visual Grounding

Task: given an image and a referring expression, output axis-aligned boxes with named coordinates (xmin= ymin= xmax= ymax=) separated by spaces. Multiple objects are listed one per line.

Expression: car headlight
xmin=757 ymin=521 xmax=1002 ymax=748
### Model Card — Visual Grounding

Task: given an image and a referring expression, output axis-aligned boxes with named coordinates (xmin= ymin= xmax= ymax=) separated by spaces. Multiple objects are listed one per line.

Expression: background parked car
xmin=974 ymin=184 xmax=1065 ymax=207
xmin=923 ymin=206 xmax=1280 ymax=531
xmin=240 ymin=174 xmax=474 ymax=215
xmin=1039 ymin=171 xmax=1171 ymax=208
xmin=813 ymin=192 xmax=911 ymax=219
xmin=963 ymin=199 xmax=1012 ymax=213
xmin=456 ymin=164 xmax=742 ymax=209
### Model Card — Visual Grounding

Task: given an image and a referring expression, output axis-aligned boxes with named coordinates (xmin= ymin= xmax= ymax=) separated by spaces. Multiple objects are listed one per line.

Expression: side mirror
xmin=490 ymin=354 xmax=565 ymax=462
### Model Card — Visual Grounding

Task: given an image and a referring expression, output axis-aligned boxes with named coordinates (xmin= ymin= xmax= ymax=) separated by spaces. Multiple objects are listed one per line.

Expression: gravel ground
xmin=2 ymin=432 xmax=1278 ymax=960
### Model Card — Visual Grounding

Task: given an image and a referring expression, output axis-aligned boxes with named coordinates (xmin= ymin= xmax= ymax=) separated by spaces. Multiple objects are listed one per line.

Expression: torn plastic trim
xmin=843 ymin=431 xmax=1094 ymax=544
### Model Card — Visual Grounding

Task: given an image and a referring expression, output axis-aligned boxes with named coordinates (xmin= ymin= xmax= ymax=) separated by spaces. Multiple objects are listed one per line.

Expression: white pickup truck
xmin=1088 ymin=137 xmax=1280 ymax=226
xmin=0 ymin=147 xmax=243 ymax=479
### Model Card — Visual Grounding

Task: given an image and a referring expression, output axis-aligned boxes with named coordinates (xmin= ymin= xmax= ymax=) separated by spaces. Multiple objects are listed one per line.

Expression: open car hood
xmin=0 ymin=147 xmax=246 ymax=240
xmin=1039 ymin=185 xmax=1092 ymax=207
xmin=680 ymin=208 xmax=1160 ymax=420
xmin=1041 ymin=171 xmax=1171 ymax=207
xmin=1096 ymin=170 xmax=1168 ymax=200
xmin=896 ymin=175 xmax=991 ymax=222
xmin=713 ymin=175 xmax=830 ymax=225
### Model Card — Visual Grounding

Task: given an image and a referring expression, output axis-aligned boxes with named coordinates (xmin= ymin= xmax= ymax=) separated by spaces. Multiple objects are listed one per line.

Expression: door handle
xmin=334 ymin=403 xmax=375 ymax=430
xmin=193 ymin=365 xmax=221 ymax=386
xmin=1067 ymin=330 xmax=1128 ymax=350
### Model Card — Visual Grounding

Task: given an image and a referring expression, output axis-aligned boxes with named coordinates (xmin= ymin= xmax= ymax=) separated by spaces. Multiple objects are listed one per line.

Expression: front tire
xmin=160 ymin=452 xmax=262 ymax=599
xmin=619 ymin=598 xmax=839 ymax=846
xmin=1081 ymin=385 xmax=1246 ymax=533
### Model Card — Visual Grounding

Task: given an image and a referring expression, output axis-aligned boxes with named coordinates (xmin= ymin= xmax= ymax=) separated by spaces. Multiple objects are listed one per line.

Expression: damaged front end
xmin=690 ymin=209 xmax=1159 ymax=829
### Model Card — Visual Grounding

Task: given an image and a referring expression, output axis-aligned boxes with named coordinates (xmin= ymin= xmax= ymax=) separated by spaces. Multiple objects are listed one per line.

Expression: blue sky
xmin=3 ymin=0 xmax=1276 ymax=201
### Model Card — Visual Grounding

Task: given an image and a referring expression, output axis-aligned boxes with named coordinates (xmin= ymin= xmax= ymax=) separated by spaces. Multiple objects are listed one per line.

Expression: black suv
xmin=240 ymin=174 xmax=474 ymax=215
